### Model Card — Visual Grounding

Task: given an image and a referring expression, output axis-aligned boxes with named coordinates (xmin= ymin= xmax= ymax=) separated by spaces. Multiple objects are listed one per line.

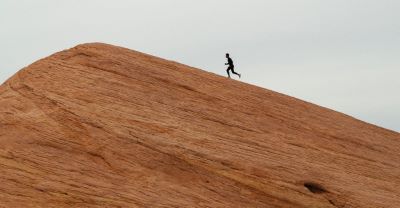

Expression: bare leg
xmin=226 ymin=68 xmax=231 ymax=78
xmin=231 ymin=68 xmax=241 ymax=78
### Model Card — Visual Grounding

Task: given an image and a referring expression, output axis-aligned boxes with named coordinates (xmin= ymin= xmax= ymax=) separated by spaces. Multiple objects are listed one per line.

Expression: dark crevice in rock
xmin=304 ymin=182 xmax=327 ymax=194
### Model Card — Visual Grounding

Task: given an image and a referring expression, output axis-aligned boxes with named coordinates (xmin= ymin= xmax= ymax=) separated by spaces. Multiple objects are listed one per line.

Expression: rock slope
xmin=0 ymin=43 xmax=399 ymax=208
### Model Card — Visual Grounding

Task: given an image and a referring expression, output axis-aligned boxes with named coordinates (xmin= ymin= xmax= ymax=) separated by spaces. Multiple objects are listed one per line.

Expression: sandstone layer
xmin=0 ymin=43 xmax=399 ymax=207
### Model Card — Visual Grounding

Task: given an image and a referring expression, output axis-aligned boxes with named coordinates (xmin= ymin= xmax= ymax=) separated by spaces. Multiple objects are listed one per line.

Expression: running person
xmin=225 ymin=53 xmax=241 ymax=78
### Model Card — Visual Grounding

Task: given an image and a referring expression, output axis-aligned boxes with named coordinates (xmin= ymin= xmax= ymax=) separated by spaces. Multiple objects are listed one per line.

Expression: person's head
xmin=226 ymin=53 xmax=230 ymax=58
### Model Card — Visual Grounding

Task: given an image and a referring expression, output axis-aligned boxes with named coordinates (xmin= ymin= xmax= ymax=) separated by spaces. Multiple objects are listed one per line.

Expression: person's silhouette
xmin=225 ymin=53 xmax=241 ymax=78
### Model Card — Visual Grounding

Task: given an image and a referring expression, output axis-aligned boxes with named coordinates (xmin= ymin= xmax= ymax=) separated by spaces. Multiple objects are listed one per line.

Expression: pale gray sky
xmin=1 ymin=0 xmax=399 ymax=132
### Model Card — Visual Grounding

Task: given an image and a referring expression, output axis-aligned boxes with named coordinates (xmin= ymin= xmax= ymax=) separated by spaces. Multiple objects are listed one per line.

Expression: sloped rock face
xmin=0 ymin=43 xmax=399 ymax=208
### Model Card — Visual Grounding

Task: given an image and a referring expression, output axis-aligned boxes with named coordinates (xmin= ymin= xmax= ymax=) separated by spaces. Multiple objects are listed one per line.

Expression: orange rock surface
xmin=0 ymin=43 xmax=399 ymax=208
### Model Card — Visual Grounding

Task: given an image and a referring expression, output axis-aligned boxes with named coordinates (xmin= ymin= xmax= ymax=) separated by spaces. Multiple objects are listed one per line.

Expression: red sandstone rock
xmin=0 ymin=43 xmax=399 ymax=207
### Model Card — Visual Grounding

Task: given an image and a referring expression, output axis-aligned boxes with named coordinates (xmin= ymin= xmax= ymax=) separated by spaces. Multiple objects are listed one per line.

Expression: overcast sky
xmin=1 ymin=0 xmax=399 ymax=132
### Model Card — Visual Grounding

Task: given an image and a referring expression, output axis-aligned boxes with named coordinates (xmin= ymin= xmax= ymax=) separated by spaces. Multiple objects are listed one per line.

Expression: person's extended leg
xmin=231 ymin=67 xmax=241 ymax=78
xmin=226 ymin=67 xmax=231 ymax=78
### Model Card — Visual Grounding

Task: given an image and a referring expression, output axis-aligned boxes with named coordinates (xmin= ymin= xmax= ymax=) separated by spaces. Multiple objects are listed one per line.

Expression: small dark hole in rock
xmin=304 ymin=182 xmax=327 ymax=194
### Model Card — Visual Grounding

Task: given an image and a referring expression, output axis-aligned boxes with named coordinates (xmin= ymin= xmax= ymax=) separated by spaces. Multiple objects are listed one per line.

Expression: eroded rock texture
xmin=0 ymin=43 xmax=399 ymax=207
